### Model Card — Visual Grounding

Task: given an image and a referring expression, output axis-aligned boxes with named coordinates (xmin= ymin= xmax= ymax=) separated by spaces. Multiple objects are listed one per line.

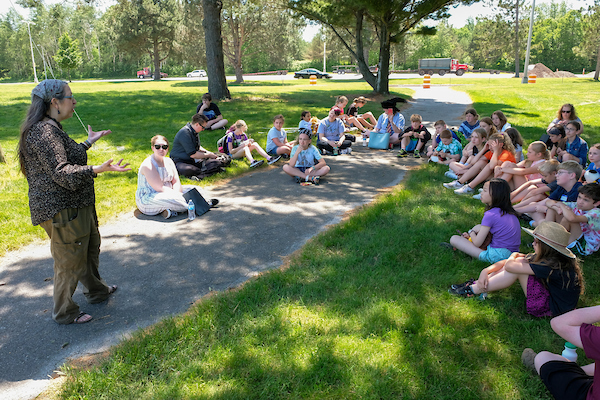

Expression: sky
xmin=0 ymin=0 xmax=595 ymax=40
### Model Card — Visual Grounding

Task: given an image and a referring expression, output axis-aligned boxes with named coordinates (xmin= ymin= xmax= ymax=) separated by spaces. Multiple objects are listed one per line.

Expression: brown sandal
xmin=73 ymin=312 xmax=92 ymax=324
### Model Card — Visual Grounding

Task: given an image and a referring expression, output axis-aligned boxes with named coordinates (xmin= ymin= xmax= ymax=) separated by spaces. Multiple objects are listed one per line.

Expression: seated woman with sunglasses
xmin=136 ymin=135 xmax=217 ymax=219
xmin=547 ymin=103 xmax=583 ymax=133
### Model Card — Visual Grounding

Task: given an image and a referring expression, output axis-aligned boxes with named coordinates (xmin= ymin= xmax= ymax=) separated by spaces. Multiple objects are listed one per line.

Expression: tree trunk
xmin=352 ymin=13 xmax=377 ymax=90
xmin=153 ymin=39 xmax=161 ymax=81
xmin=0 ymin=143 xmax=5 ymax=163
xmin=595 ymin=40 xmax=600 ymax=81
xmin=202 ymin=0 xmax=231 ymax=99
xmin=375 ymin=24 xmax=391 ymax=95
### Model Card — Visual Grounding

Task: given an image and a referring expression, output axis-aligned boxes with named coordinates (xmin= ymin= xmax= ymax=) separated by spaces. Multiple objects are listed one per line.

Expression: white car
xmin=187 ymin=69 xmax=207 ymax=78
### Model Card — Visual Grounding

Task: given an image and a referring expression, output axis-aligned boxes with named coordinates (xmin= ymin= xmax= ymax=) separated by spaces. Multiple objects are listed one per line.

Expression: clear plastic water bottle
xmin=362 ymin=135 xmax=367 ymax=147
xmin=562 ymin=342 xmax=577 ymax=362
xmin=187 ymin=199 xmax=195 ymax=221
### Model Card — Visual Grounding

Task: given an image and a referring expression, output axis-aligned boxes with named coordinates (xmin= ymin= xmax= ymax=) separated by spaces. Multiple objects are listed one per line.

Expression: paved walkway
xmin=0 ymin=86 xmax=472 ymax=400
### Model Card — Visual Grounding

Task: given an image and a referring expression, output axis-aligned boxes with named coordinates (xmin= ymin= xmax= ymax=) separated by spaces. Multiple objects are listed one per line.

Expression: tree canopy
xmin=288 ymin=0 xmax=481 ymax=94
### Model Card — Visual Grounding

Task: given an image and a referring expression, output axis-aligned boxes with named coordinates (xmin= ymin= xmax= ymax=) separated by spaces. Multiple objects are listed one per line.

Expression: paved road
xmin=0 ymin=86 xmax=472 ymax=400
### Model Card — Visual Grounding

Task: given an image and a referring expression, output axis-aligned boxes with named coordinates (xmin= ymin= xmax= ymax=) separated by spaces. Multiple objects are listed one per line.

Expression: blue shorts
xmin=297 ymin=166 xmax=309 ymax=173
xmin=405 ymin=139 xmax=418 ymax=152
xmin=267 ymin=148 xmax=279 ymax=156
xmin=479 ymin=246 xmax=512 ymax=264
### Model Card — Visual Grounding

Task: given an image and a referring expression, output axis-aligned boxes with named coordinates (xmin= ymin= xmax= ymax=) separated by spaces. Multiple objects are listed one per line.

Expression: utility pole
xmin=522 ymin=0 xmax=536 ymax=83
xmin=322 ymin=33 xmax=326 ymax=72
xmin=514 ymin=0 xmax=520 ymax=78
xmin=25 ymin=21 xmax=38 ymax=83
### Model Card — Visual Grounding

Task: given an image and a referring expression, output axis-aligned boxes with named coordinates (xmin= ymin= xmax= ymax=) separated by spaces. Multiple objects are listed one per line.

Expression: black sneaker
xmin=413 ymin=149 xmax=421 ymax=158
xmin=268 ymin=155 xmax=282 ymax=165
xmin=449 ymin=283 xmax=475 ymax=298
xmin=397 ymin=149 xmax=408 ymax=158
xmin=208 ymin=199 xmax=219 ymax=208
xmin=450 ymin=278 xmax=475 ymax=291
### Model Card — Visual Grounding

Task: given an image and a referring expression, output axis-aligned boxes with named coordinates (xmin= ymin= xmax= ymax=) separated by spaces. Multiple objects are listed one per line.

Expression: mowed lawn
xmin=2 ymin=77 xmax=599 ymax=399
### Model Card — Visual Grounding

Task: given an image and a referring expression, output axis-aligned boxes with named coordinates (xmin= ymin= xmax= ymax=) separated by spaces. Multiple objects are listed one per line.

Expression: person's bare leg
xmin=458 ymin=159 xmax=487 ymax=184
xmin=449 ymin=235 xmax=484 ymax=259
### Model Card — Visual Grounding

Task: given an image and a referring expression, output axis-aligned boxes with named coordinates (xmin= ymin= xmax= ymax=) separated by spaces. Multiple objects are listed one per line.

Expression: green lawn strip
xmin=58 ymin=164 xmax=600 ymax=399
xmin=0 ymin=79 xmax=407 ymax=256
xmin=454 ymin=78 xmax=600 ymax=146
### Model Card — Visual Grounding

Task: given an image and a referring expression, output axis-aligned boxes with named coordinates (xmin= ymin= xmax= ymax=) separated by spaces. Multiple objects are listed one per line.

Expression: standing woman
xmin=18 ymin=80 xmax=130 ymax=325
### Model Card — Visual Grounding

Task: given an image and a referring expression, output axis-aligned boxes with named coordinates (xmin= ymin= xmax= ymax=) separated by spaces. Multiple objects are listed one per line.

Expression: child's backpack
xmin=217 ymin=134 xmax=228 ymax=153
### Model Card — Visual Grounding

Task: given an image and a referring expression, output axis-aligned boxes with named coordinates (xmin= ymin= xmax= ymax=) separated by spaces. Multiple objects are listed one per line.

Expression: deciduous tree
xmin=54 ymin=32 xmax=82 ymax=81
xmin=112 ymin=0 xmax=181 ymax=81
xmin=288 ymin=0 xmax=480 ymax=95
xmin=202 ymin=0 xmax=230 ymax=99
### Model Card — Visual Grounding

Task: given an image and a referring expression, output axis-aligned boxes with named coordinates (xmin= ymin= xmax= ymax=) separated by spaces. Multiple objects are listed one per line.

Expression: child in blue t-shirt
xmin=430 ymin=129 xmax=463 ymax=165
xmin=266 ymin=114 xmax=294 ymax=157
xmin=558 ymin=121 xmax=588 ymax=166
xmin=282 ymin=129 xmax=330 ymax=185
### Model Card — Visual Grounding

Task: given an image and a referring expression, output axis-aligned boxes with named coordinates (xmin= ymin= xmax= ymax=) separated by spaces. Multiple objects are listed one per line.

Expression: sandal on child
xmin=108 ymin=285 xmax=118 ymax=294
xmin=73 ymin=312 xmax=93 ymax=324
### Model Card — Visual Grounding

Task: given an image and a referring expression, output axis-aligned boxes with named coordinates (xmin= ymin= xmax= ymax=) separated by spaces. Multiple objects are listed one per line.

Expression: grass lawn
xmin=3 ymin=77 xmax=600 ymax=399
xmin=0 ymin=79 xmax=403 ymax=256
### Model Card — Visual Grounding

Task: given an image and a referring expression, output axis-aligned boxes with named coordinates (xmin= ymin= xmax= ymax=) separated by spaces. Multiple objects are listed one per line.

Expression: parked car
xmin=187 ymin=69 xmax=207 ymax=78
xmin=137 ymin=67 xmax=168 ymax=79
xmin=294 ymin=68 xmax=332 ymax=79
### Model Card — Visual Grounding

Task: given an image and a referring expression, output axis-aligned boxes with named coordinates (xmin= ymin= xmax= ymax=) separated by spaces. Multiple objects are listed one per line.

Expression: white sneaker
xmin=443 ymin=180 xmax=463 ymax=189
xmin=445 ymin=170 xmax=458 ymax=179
xmin=454 ymin=185 xmax=474 ymax=194
xmin=472 ymin=193 xmax=482 ymax=200
xmin=341 ymin=147 xmax=352 ymax=154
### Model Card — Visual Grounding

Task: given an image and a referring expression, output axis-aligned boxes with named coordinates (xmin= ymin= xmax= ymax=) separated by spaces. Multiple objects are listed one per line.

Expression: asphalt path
xmin=0 ymin=85 xmax=472 ymax=400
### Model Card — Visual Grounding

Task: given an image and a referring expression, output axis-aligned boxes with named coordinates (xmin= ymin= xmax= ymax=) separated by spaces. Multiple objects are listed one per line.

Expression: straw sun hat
xmin=522 ymin=221 xmax=575 ymax=259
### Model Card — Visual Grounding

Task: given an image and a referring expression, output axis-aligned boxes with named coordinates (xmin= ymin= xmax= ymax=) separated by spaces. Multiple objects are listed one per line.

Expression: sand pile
xmin=555 ymin=71 xmax=577 ymax=77
xmin=528 ymin=63 xmax=556 ymax=77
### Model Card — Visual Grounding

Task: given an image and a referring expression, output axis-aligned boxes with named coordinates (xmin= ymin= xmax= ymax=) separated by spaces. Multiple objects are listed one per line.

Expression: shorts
xmin=297 ymin=166 xmax=309 ymax=173
xmin=539 ymin=360 xmax=592 ymax=400
xmin=267 ymin=148 xmax=279 ymax=156
xmin=406 ymin=139 xmax=418 ymax=152
xmin=478 ymin=246 xmax=512 ymax=264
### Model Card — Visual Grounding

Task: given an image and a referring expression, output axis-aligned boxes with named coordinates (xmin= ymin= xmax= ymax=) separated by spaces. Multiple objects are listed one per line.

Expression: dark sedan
xmin=294 ymin=68 xmax=332 ymax=79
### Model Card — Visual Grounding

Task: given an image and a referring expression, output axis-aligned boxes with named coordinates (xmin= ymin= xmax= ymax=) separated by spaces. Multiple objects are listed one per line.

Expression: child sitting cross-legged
xmin=445 ymin=178 xmax=521 ymax=264
xmin=444 ymin=133 xmax=516 ymax=195
xmin=511 ymin=159 xmax=560 ymax=206
xmin=519 ymin=160 xmax=583 ymax=227
xmin=546 ymin=183 xmax=600 ymax=256
xmin=429 ymin=129 xmax=462 ymax=165
xmin=283 ymin=128 xmax=330 ymax=185
xmin=446 ymin=128 xmax=488 ymax=180
xmin=450 ymin=221 xmax=583 ymax=318
xmin=494 ymin=140 xmax=550 ymax=190
xmin=426 ymin=120 xmax=462 ymax=158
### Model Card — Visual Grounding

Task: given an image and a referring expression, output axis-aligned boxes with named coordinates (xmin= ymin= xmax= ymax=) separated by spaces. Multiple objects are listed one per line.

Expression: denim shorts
xmin=479 ymin=246 xmax=512 ymax=264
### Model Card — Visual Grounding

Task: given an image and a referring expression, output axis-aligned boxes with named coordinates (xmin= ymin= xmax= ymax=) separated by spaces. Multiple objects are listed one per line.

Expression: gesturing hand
xmin=88 ymin=125 xmax=112 ymax=144
xmin=95 ymin=158 xmax=131 ymax=173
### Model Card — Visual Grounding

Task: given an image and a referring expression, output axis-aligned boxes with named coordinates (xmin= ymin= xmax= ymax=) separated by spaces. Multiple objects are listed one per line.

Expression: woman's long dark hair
xmin=18 ymin=82 xmax=68 ymax=175
xmin=527 ymin=241 xmax=584 ymax=295
xmin=486 ymin=178 xmax=517 ymax=216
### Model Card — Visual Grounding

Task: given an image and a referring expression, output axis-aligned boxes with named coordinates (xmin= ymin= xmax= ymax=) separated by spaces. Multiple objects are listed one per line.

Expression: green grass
xmin=57 ymin=164 xmax=600 ymax=400
xmin=4 ymin=77 xmax=600 ymax=398
xmin=0 ymin=79 xmax=404 ymax=256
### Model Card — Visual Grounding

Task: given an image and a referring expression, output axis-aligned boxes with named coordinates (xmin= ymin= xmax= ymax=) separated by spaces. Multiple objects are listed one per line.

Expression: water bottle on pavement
xmin=562 ymin=342 xmax=577 ymax=362
xmin=188 ymin=199 xmax=195 ymax=221
xmin=362 ymin=135 xmax=367 ymax=147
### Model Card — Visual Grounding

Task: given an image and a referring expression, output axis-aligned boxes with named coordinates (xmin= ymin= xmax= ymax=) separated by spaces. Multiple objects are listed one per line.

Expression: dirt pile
xmin=528 ymin=63 xmax=556 ymax=77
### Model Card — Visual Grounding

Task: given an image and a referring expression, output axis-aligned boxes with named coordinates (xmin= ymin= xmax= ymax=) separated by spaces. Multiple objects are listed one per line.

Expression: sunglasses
xmin=154 ymin=144 xmax=168 ymax=150
xmin=562 ymin=110 xmax=572 ymax=113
